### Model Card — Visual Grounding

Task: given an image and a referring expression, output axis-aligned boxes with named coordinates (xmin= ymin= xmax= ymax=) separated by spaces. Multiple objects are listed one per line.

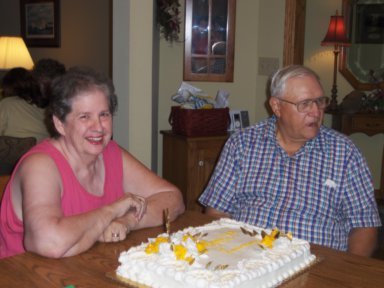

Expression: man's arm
xmin=204 ymin=207 xmax=231 ymax=219
xmin=348 ymin=227 xmax=378 ymax=257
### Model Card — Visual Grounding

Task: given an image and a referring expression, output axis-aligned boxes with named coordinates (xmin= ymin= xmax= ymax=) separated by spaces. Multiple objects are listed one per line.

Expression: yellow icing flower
xmin=145 ymin=236 xmax=169 ymax=254
xmin=196 ymin=241 xmax=207 ymax=254
xmin=182 ymin=234 xmax=194 ymax=242
xmin=186 ymin=256 xmax=195 ymax=265
xmin=155 ymin=236 xmax=170 ymax=244
xmin=260 ymin=228 xmax=280 ymax=248
xmin=173 ymin=244 xmax=188 ymax=260
xmin=145 ymin=242 xmax=159 ymax=254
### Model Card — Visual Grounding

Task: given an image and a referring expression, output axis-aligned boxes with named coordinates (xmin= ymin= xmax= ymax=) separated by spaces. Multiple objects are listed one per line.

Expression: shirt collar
xmin=265 ymin=115 xmax=328 ymax=155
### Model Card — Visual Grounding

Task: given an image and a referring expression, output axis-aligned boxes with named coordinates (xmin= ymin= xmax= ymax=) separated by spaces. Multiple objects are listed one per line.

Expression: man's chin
xmin=303 ymin=126 xmax=320 ymax=139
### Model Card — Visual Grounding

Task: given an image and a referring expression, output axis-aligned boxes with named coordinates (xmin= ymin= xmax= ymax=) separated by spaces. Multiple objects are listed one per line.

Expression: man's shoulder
xmin=229 ymin=118 xmax=271 ymax=143
xmin=319 ymin=126 xmax=356 ymax=146
xmin=318 ymin=126 xmax=361 ymax=155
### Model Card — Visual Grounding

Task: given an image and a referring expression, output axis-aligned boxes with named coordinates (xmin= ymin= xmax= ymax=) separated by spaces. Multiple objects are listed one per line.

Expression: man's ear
xmin=52 ymin=115 xmax=65 ymax=136
xmin=269 ymin=97 xmax=281 ymax=117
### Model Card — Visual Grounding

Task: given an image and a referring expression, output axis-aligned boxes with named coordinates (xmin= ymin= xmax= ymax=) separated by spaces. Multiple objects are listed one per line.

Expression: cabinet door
xmin=162 ymin=134 xmax=188 ymax=205
xmin=184 ymin=0 xmax=236 ymax=82
xmin=187 ymin=139 xmax=226 ymax=211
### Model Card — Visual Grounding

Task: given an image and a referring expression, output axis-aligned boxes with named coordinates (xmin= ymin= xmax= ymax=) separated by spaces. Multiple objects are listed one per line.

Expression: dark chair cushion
xmin=0 ymin=136 xmax=36 ymax=175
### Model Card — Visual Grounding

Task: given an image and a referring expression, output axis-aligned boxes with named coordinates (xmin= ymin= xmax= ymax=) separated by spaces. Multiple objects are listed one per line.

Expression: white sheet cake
xmin=116 ymin=218 xmax=316 ymax=288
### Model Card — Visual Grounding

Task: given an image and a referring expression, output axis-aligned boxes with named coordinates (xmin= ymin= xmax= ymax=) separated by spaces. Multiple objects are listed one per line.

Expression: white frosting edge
xmin=116 ymin=218 xmax=316 ymax=288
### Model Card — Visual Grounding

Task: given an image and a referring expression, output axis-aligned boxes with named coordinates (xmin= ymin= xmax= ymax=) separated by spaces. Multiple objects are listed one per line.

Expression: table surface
xmin=1 ymin=211 xmax=384 ymax=287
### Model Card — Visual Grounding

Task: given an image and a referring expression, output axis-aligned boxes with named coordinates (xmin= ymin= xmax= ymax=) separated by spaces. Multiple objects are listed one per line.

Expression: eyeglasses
xmin=277 ymin=96 xmax=330 ymax=113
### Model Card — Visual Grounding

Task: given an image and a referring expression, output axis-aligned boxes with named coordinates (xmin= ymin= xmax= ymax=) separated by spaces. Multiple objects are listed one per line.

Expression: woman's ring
xmin=112 ymin=232 xmax=120 ymax=238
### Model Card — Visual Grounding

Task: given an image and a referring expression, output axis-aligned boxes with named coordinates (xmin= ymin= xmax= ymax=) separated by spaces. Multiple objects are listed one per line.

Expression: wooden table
xmin=0 ymin=211 xmax=383 ymax=287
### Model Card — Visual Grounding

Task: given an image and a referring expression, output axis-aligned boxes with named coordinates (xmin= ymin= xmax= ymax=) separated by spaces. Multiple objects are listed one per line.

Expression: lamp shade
xmin=0 ymin=36 xmax=34 ymax=70
xmin=321 ymin=13 xmax=350 ymax=46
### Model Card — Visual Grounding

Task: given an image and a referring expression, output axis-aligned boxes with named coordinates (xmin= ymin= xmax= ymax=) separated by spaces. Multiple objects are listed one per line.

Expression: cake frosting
xmin=116 ymin=218 xmax=316 ymax=288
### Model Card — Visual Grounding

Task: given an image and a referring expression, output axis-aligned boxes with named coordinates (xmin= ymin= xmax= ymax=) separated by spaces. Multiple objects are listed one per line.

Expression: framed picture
xmin=20 ymin=0 xmax=61 ymax=47
xmin=355 ymin=3 xmax=384 ymax=44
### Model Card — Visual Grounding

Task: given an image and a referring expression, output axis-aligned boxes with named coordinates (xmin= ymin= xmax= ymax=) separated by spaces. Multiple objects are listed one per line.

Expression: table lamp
xmin=321 ymin=11 xmax=350 ymax=111
xmin=0 ymin=36 xmax=34 ymax=70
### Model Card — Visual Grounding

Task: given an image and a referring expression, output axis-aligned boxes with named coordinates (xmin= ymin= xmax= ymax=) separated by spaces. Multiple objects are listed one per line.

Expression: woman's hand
xmin=99 ymin=193 xmax=147 ymax=242
xmin=98 ymin=220 xmax=128 ymax=242
xmin=128 ymin=193 xmax=147 ymax=221
xmin=111 ymin=193 xmax=147 ymax=219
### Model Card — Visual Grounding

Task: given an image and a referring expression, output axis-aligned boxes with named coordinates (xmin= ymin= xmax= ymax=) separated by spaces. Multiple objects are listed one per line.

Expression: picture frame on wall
xmin=20 ymin=0 xmax=61 ymax=47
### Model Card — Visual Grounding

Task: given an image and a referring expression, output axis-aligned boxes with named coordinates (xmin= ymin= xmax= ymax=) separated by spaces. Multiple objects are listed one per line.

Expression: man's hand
xmin=204 ymin=207 xmax=231 ymax=219
xmin=348 ymin=227 xmax=378 ymax=257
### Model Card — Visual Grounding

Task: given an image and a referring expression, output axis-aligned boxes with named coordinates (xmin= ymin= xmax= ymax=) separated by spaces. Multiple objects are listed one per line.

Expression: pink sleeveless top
xmin=0 ymin=140 xmax=124 ymax=258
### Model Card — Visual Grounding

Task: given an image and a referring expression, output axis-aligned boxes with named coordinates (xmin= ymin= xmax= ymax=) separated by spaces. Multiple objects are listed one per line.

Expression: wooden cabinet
xmin=161 ymin=131 xmax=228 ymax=211
xmin=328 ymin=112 xmax=384 ymax=200
xmin=329 ymin=112 xmax=384 ymax=136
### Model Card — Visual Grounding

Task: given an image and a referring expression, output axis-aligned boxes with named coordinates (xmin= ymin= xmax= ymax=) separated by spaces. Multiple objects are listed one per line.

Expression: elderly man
xmin=199 ymin=65 xmax=381 ymax=257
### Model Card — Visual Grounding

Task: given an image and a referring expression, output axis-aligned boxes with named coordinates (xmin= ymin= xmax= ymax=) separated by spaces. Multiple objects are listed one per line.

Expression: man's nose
xmin=308 ymin=100 xmax=322 ymax=116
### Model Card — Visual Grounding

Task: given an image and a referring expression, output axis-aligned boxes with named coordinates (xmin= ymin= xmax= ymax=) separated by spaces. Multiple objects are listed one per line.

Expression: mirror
xmin=340 ymin=0 xmax=384 ymax=90
xmin=184 ymin=0 xmax=236 ymax=82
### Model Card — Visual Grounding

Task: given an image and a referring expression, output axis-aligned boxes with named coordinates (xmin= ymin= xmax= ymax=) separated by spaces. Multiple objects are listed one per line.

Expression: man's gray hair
xmin=270 ymin=65 xmax=322 ymax=98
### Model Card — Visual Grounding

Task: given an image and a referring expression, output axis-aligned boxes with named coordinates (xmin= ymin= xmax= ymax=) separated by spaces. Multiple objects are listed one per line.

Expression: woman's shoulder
xmin=14 ymin=140 xmax=67 ymax=179
xmin=18 ymin=140 xmax=64 ymax=167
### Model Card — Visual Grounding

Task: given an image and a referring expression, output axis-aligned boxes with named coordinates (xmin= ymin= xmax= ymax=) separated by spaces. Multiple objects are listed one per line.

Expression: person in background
xmin=32 ymin=58 xmax=66 ymax=103
xmin=199 ymin=65 xmax=381 ymax=257
xmin=0 ymin=67 xmax=49 ymax=142
xmin=32 ymin=58 xmax=66 ymax=135
xmin=0 ymin=66 xmax=185 ymax=259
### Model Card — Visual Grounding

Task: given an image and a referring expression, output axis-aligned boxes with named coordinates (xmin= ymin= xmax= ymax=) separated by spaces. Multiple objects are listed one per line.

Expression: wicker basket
xmin=168 ymin=106 xmax=229 ymax=137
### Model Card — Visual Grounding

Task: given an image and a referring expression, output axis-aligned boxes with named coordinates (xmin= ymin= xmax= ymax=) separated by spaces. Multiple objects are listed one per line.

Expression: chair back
xmin=0 ymin=174 xmax=10 ymax=200
xmin=0 ymin=136 xmax=36 ymax=175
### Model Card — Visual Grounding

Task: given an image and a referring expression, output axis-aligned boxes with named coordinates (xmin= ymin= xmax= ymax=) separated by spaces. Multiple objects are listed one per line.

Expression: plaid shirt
xmin=199 ymin=116 xmax=381 ymax=251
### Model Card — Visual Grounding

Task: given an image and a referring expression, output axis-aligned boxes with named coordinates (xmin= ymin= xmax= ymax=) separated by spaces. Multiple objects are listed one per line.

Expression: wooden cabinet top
xmin=327 ymin=112 xmax=384 ymax=136
xmin=160 ymin=130 xmax=230 ymax=141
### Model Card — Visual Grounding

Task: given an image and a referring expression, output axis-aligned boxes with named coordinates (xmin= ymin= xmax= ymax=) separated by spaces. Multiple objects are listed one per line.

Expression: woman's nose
xmin=91 ymin=117 xmax=103 ymax=130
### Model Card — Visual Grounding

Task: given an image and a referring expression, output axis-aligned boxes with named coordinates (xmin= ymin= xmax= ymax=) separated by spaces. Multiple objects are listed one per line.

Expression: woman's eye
xmin=101 ymin=112 xmax=111 ymax=118
xmin=80 ymin=114 xmax=89 ymax=120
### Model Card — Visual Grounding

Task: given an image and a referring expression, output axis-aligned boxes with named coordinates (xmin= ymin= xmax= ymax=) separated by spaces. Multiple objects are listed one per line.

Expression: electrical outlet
xmin=258 ymin=57 xmax=280 ymax=76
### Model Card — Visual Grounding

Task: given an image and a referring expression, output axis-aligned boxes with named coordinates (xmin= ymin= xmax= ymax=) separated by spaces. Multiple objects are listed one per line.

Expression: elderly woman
xmin=0 ymin=67 xmax=185 ymax=259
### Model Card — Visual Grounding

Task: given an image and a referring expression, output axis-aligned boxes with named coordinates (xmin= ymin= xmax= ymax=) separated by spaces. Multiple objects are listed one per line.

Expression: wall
xmin=0 ymin=0 xmax=110 ymax=76
xmin=112 ymin=0 xmax=154 ymax=167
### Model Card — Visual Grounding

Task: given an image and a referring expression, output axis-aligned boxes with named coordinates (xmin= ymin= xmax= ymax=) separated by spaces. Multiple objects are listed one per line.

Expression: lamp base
xmin=327 ymin=48 xmax=340 ymax=111
xmin=329 ymin=84 xmax=339 ymax=111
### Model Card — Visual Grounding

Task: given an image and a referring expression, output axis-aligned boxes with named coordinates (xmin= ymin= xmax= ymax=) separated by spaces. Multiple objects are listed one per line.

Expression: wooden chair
xmin=373 ymin=145 xmax=384 ymax=260
xmin=0 ymin=174 xmax=10 ymax=200
xmin=380 ymin=145 xmax=384 ymax=202
xmin=0 ymin=136 xmax=36 ymax=175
